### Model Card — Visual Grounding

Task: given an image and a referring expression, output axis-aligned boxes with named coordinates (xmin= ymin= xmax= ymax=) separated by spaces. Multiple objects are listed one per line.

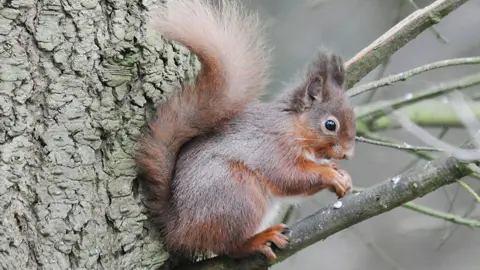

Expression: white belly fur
xmin=255 ymin=196 xmax=304 ymax=233
xmin=255 ymin=152 xmax=325 ymax=233
xmin=256 ymin=200 xmax=282 ymax=233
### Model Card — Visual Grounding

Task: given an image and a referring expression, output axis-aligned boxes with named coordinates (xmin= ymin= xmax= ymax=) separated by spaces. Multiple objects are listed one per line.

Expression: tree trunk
xmin=0 ymin=1 xmax=195 ymax=269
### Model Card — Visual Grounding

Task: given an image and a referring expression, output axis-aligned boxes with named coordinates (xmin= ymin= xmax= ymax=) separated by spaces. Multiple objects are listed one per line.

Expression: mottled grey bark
xmin=0 ymin=0 xmax=197 ymax=269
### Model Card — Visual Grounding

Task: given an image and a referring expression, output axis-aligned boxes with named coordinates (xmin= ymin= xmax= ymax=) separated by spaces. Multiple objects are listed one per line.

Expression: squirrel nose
xmin=343 ymin=148 xmax=355 ymax=160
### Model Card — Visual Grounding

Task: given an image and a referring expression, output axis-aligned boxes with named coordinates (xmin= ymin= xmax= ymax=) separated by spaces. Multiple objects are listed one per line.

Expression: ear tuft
xmin=308 ymin=49 xmax=345 ymax=87
xmin=330 ymin=53 xmax=345 ymax=86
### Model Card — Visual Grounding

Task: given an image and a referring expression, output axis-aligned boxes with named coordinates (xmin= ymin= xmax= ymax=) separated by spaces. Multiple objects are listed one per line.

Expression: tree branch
xmin=344 ymin=0 xmax=470 ymax=89
xmin=356 ymin=127 xmax=438 ymax=160
xmin=347 ymin=57 xmax=480 ymax=97
xmin=402 ymin=198 xmax=480 ymax=227
xmin=351 ymin=187 xmax=480 ymax=227
xmin=355 ymin=121 xmax=480 ymax=181
xmin=356 ymin=136 xmax=443 ymax=152
xmin=354 ymin=72 xmax=480 ymax=120
xmin=456 ymin=180 xmax=480 ymax=202
xmin=177 ymin=142 xmax=479 ymax=270
xmin=405 ymin=0 xmax=449 ymax=43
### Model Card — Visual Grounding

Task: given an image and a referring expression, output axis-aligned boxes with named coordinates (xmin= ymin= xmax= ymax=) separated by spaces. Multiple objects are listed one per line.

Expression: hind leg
xmin=228 ymin=224 xmax=290 ymax=260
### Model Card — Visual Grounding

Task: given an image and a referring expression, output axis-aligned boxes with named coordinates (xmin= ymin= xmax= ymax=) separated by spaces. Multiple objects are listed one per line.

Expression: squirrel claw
xmin=259 ymin=245 xmax=278 ymax=261
xmin=229 ymin=224 xmax=290 ymax=261
xmin=266 ymin=224 xmax=289 ymax=249
xmin=256 ymin=224 xmax=290 ymax=260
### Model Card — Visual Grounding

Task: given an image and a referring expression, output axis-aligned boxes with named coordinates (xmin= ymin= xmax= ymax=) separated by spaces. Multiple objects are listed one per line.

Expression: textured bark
xmin=0 ymin=0 xmax=198 ymax=269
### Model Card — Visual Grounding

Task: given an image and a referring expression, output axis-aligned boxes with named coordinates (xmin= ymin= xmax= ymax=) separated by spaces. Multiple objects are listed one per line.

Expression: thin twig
xmin=364 ymin=60 xmax=391 ymax=104
xmin=357 ymin=136 xmax=442 ymax=152
xmin=437 ymin=193 xmax=479 ymax=250
xmin=344 ymin=0 xmax=470 ymax=89
xmin=467 ymin=163 xmax=480 ymax=176
xmin=281 ymin=205 xmax=296 ymax=224
xmin=357 ymin=122 xmax=480 ymax=182
xmin=354 ymin=72 xmax=480 ymax=120
xmin=347 ymin=57 xmax=480 ymax=97
xmin=391 ymin=109 xmax=480 ymax=161
xmin=352 ymin=186 xmax=480 ymax=228
xmin=351 ymin=227 xmax=405 ymax=270
xmin=401 ymin=200 xmax=480 ymax=227
xmin=395 ymin=128 xmax=450 ymax=174
xmin=448 ymin=91 xmax=480 ymax=149
xmin=390 ymin=127 xmax=456 ymax=234
xmin=456 ymin=180 xmax=480 ymax=202
xmin=355 ymin=122 xmax=437 ymax=160
xmin=446 ymin=184 xmax=461 ymax=215
xmin=362 ymin=0 xmax=405 ymax=104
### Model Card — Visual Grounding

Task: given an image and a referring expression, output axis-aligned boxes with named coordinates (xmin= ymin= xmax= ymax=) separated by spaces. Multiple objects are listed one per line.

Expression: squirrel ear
xmin=306 ymin=76 xmax=324 ymax=101
xmin=288 ymin=75 xmax=324 ymax=113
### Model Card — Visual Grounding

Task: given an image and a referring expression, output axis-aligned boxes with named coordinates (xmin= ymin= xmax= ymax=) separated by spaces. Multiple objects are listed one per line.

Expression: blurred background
xmin=236 ymin=0 xmax=480 ymax=269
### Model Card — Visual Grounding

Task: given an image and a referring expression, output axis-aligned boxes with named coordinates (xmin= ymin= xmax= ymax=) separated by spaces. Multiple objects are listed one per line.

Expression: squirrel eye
xmin=324 ymin=119 xmax=337 ymax=132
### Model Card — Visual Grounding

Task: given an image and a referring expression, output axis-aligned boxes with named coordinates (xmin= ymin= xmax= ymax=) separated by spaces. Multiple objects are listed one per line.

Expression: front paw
xmin=316 ymin=159 xmax=338 ymax=170
xmin=329 ymin=162 xmax=339 ymax=170
xmin=327 ymin=169 xmax=352 ymax=198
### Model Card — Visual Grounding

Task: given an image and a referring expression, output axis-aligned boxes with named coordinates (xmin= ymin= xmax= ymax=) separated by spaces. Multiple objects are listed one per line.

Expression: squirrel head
xmin=287 ymin=50 xmax=356 ymax=161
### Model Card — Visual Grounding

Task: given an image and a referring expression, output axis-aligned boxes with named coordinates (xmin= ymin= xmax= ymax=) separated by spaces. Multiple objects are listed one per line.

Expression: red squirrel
xmin=136 ymin=0 xmax=356 ymax=261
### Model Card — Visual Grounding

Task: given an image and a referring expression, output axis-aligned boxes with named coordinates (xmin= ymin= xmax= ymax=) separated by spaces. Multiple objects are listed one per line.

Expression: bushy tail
xmin=136 ymin=0 xmax=270 ymax=234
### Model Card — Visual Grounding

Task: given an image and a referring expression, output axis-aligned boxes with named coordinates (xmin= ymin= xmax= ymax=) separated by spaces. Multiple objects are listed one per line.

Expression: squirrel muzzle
xmin=329 ymin=142 xmax=355 ymax=160
xmin=342 ymin=146 xmax=354 ymax=160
